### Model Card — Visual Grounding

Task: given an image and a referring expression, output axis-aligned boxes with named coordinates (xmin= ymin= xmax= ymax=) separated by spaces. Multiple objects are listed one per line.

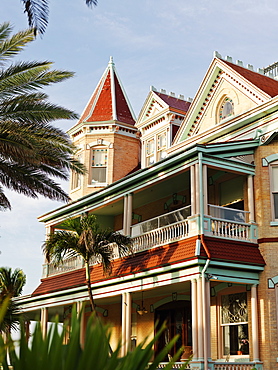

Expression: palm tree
xmin=0 ymin=267 xmax=26 ymax=333
xmin=21 ymin=0 xmax=98 ymax=35
xmin=0 ymin=22 xmax=85 ymax=210
xmin=42 ymin=214 xmax=132 ymax=312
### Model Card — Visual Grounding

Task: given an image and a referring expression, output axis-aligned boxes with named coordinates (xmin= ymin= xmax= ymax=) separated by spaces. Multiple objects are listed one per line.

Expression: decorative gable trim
xmin=174 ymin=57 xmax=275 ymax=144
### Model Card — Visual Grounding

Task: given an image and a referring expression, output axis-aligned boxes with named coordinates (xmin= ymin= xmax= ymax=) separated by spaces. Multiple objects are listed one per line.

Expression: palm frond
xmin=0 ymin=26 xmax=34 ymax=64
xmin=0 ymin=22 xmax=85 ymax=208
xmin=22 ymin=0 xmax=49 ymax=36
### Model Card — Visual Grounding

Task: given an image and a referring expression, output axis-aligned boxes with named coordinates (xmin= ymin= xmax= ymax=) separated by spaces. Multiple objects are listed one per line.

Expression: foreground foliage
xmin=0 ymin=22 xmax=84 ymax=210
xmin=0 ymin=306 xmax=190 ymax=370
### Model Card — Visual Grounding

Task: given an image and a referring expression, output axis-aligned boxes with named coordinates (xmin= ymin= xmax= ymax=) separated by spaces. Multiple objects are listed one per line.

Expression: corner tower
xmin=68 ymin=57 xmax=140 ymax=200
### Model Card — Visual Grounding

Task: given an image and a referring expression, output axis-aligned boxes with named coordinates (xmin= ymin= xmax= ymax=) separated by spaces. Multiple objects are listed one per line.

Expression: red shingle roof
xmin=222 ymin=59 xmax=278 ymax=98
xmin=156 ymin=92 xmax=191 ymax=113
xmin=203 ymin=236 xmax=265 ymax=265
xmin=32 ymin=236 xmax=264 ymax=297
xmin=78 ymin=58 xmax=135 ymax=126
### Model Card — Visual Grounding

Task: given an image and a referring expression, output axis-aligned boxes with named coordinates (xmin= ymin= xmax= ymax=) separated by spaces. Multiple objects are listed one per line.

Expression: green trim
xmin=179 ymin=67 xmax=221 ymax=141
xmin=262 ymin=153 xmax=278 ymax=166
xmin=40 ymin=140 xmax=258 ymax=223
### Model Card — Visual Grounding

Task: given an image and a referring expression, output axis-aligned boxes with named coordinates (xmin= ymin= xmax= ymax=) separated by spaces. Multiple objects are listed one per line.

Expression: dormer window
xmin=219 ymin=97 xmax=234 ymax=121
xmin=157 ymin=132 xmax=167 ymax=160
xmin=146 ymin=138 xmax=155 ymax=166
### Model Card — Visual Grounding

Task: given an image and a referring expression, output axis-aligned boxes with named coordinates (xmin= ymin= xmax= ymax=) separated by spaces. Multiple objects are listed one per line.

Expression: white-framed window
xmin=221 ymin=292 xmax=249 ymax=356
xmin=71 ymin=153 xmax=82 ymax=190
xmin=146 ymin=138 xmax=155 ymax=166
xmin=91 ymin=147 xmax=107 ymax=184
xmin=157 ymin=131 xmax=167 ymax=160
xmin=270 ymin=164 xmax=278 ymax=220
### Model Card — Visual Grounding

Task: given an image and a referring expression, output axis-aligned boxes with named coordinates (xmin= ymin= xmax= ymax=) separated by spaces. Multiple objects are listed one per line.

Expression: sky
xmin=1 ymin=0 xmax=278 ymax=295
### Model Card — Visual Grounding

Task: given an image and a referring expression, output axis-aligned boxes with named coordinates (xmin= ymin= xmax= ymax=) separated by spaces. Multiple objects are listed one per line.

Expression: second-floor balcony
xmin=43 ymin=203 xmax=257 ymax=278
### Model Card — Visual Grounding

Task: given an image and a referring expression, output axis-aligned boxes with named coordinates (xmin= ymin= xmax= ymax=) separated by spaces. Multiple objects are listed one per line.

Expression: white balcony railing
xmin=208 ymin=205 xmax=252 ymax=241
xmin=47 ymin=255 xmax=84 ymax=276
xmin=132 ymin=218 xmax=190 ymax=253
xmin=214 ymin=363 xmax=259 ymax=370
xmin=155 ymin=362 xmax=260 ymax=370
xmin=131 ymin=206 xmax=191 ymax=237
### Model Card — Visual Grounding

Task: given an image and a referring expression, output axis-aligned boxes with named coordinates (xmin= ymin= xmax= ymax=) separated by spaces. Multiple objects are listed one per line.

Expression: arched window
xmin=219 ymin=97 xmax=234 ymax=121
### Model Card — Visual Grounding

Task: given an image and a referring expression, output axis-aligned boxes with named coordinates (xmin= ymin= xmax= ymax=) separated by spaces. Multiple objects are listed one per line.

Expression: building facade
xmin=17 ymin=53 xmax=278 ymax=370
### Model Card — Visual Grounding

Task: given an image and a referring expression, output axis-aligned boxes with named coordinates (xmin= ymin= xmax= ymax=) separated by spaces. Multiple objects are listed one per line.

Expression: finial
xmin=214 ymin=51 xmax=222 ymax=59
xmin=109 ymin=56 xmax=114 ymax=65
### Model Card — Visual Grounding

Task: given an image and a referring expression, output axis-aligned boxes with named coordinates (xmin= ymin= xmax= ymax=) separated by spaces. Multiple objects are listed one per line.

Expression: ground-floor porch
xmin=18 ymin=256 xmax=264 ymax=370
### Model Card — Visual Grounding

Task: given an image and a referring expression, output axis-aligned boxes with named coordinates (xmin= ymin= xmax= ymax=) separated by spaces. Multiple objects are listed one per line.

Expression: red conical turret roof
xmin=78 ymin=57 xmax=136 ymax=126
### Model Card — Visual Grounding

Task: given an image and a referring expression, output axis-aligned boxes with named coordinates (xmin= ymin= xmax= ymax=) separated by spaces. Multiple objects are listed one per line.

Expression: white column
xmin=126 ymin=194 xmax=133 ymax=236
xmin=125 ymin=292 xmax=132 ymax=354
xmin=197 ymin=278 xmax=204 ymax=359
xmin=251 ymin=285 xmax=259 ymax=361
xmin=41 ymin=307 xmax=48 ymax=338
xmin=190 ymin=165 xmax=196 ymax=215
xmin=206 ymin=279 xmax=211 ymax=360
xmin=191 ymin=279 xmax=198 ymax=360
xmin=121 ymin=293 xmax=127 ymax=356
xmin=123 ymin=195 xmax=128 ymax=235
xmin=195 ymin=164 xmax=200 ymax=215
xmin=248 ymin=175 xmax=255 ymax=222
xmin=203 ymin=164 xmax=208 ymax=216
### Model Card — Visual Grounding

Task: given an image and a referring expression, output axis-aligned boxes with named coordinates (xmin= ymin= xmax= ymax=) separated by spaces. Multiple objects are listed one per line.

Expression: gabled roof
xmin=78 ymin=57 xmax=136 ymax=126
xmin=222 ymin=59 xmax=278 ymax=98
xmin=174 ymin=56 xmax=278 ymax=144
xmin=136 ymin=89 xmax=191 ymax=127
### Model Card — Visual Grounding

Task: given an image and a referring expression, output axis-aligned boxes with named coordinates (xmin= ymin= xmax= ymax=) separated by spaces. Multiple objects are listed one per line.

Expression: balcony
xmin=43 ymin=204 xmax=257 ymax=278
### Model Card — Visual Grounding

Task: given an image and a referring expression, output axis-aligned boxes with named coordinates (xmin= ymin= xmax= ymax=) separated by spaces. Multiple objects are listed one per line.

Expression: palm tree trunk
xmin=85 ymin=261 xmax=97 ymax=313
xmin=85 ymin=261 xmax=113 ymax=355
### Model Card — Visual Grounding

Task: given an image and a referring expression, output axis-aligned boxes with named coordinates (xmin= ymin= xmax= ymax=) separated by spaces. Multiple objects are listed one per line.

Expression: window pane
xmin=158 ymin=133 xmax=166 ymax=150
xmin=223 ymin=324 xmax=249 ymax=356
xmin=274 ymin=193 xmax=278 ymax=219
xmin=147 ymin=139 xmax=154 ymax=155
xmin=92 ymin=149 xmax=107 ymax=166
xmin=221 ymin=292 xmax=248 ymax=324
xmin=272 ymin=167 xmax=278 ymax=192
xmin=91 ymin=167 xmax=106 ymax=183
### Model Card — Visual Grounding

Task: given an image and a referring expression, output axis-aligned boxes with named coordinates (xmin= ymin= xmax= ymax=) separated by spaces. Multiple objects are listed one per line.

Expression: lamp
xmin=137 ymin=291 xmax=148 ymax=315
